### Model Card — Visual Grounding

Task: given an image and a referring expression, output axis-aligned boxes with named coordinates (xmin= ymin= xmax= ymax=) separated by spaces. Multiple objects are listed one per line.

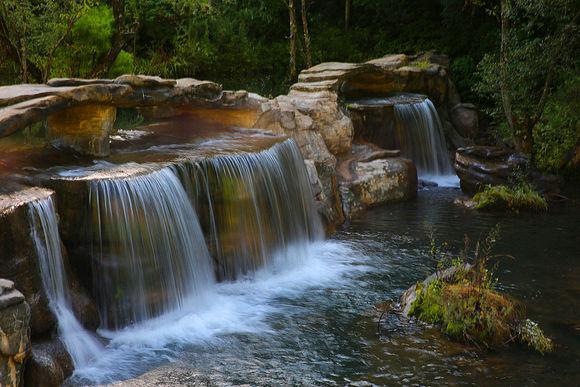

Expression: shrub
xmin=472 ymin=184 xmax=548 ymax=212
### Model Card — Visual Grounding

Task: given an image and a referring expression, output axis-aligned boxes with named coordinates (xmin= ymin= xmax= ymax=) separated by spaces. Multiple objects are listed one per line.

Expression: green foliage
xmin=518 ymin=318 xmax=554 ymax=354
xmin=534 ymin=76 xmax=580 ymax=173
xmin=473 ymin=183 xmax=548 ymax=212
xmin=474 ymin=0 xmax=578 ymax=156
xmin=108 ymin=50 xmax=134 ymax=77
xmin=410 ymin=59 xmax=431 ymax=70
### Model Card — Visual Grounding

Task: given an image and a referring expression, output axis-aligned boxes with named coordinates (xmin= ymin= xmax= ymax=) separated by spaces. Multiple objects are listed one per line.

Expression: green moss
xmin=473 ymin=184 xmax=548 ymax=212
xmin=410 ymin=59 xmax=432 ymax=70
xmin=409 ymin=279 xmax=522 ymax=348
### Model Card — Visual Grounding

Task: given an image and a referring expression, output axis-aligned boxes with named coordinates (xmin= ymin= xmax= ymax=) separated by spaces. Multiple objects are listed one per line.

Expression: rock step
xmin=298 ymin=70 xmax=348 ymax=83
xmin=290 ymin=80 xmax=337 ymax=93
xmin=301 ymin=62 xmax=363 ymax=74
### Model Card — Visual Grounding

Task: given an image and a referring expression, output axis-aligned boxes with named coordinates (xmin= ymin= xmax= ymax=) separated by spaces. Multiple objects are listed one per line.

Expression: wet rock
xmin=455 ymin=146 xmax=529 ymax=194
xmin=0 ymin=280 xmax=30 ymax=387
xmin=24 ymin=339 xmax=73 ymax=387
xmin=0 ymin=184 xmax=57 ymax=337
xmin=450 ymin=103 xmax=478 ymax=139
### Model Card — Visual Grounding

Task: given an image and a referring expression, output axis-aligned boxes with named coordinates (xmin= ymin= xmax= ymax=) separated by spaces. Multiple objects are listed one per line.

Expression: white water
xmin=174 ymin=139 xmax=324 ymax=280
xmin=29 ymin=197 xmax=103 ymax=368
xmin=89 ymin=167 xmax=214 ymax=329
xmin=69 ymin=239 xmax=362 ymax=384
xmin=394 ymin=99 xmax=459 ymax=186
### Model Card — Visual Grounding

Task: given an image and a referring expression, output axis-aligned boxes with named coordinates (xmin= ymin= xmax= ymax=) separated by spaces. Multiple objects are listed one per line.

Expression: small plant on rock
xmin=408 ymin=226 xmax=553 ymax=354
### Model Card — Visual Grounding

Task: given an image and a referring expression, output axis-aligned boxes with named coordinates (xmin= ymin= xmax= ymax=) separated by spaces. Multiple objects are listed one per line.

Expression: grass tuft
xmin=473 ymin=183 xmax=548 ymax=212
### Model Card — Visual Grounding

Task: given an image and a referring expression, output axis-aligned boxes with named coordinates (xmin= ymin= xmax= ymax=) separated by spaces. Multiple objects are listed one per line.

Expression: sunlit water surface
xmin=67 ymin=188 xmax=580 ymax=386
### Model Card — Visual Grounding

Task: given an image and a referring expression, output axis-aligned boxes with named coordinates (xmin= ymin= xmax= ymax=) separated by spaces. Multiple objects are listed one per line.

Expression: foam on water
xmin=69 ymin=240 xmax=363 ymax=385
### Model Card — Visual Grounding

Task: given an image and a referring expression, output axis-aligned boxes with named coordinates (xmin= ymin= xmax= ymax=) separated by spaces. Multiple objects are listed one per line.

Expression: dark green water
xmin=71 ymin=187 xmax=580 ymax=386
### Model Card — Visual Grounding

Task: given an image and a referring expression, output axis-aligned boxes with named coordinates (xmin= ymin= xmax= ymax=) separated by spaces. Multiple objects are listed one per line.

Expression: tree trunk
xmin=301 ymin=0 xmax=312 ymax=68
xmin=289 ymin=0 xmax=298 ymax=80
xmin=345 ymin=0 xmax=351 ymax=31
xmin=91 ymin=0 xmax=126 ymax=77
xmin=499 ymin=0 xmax=514 ymax=132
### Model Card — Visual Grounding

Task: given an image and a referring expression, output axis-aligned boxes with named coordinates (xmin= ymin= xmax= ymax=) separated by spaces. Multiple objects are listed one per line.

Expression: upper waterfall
xmin=28 ymin=197 xmax=103 ymax=367
xmin=393 ymin=98 xmax=455 ymax=177
xmin=173 ymin=139 xmax=324 ymax=281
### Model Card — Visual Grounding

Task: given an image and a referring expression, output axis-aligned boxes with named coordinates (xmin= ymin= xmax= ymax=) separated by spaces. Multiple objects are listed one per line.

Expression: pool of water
xmin=68 ymin=187 xmax=580 ymax=386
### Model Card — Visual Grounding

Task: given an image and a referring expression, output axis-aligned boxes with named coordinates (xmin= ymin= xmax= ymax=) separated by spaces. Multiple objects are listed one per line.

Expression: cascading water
xmin=89 ymin=167 xmax=214 ymax=329
xmin=174 ymin=139 xmax=324 ymax=280
xmin=28 ymin=197 xmax=103 ymax=367
xmin=347 ymin=94 xmax=459 ymax=186
xmin=393 ymin=98 xmax=457 ymax=181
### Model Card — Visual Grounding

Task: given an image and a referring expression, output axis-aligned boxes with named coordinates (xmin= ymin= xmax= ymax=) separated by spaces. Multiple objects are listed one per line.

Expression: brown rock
xmin=24 ymin=339 xmax=73 ymax=387
xmin=0 ymin=185 xmax=57 ymax=337
xmin=450 ymin=103 xmax=479 ymax=139
xmin=0 ymin=283 xmax=30 ymax=387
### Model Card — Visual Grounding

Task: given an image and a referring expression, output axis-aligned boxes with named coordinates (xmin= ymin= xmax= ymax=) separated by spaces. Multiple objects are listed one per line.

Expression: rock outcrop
xmin=337 ymin=144 xmax=417 ymax=218
xmin=455 ymin=146 xmax=528 ymax=194
xmin=0 ymin=279 xmax=30 ymax=387
xmin=0 ymin=184 xmax=58 ymax=336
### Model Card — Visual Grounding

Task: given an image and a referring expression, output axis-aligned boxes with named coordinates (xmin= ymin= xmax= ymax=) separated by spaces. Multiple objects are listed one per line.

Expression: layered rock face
xmin=0 ymin=185 xmax=58 ymax=336
xmin=0 ymin=279 xmax=30 ymax=387
xmin=455 ymin=146 xmax=560 ymax=194
xmin=455 ymin=146 xmax=528 ymax=193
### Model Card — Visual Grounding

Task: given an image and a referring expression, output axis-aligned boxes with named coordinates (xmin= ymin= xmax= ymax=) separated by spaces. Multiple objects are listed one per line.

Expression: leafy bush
xmin=534 ymin=76 xmax=580 ymax=173
xmin=473 ymin=184 xmax=548 ymax=212
xmin=108 ymin=51 xmax=134 ymax=78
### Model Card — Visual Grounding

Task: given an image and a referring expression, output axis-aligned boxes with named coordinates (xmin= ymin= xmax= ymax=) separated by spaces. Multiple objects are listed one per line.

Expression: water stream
xmin=66 ymin=188 xmax=580 ymax=386
xmin=29 ymin=197 xmax=103 ymax=368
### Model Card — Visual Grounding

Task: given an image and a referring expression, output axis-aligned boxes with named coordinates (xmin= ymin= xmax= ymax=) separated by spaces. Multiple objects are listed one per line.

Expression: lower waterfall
xmin=89 ymin=167 xmax=214 ymax=330
xmin=29 ymin=197 xmax=103 ymax=367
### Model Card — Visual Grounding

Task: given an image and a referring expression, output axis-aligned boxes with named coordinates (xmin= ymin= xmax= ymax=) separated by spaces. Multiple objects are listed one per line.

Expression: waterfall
xmin=174 ymin=139 xmax=324 ymax=280
xmin=28 ymin=197 xmax=103 ymax=367
xmin=394 ymin=99 xmax=455 ymax=177
xmin=89 ymin=167 xmax=214 ymax=330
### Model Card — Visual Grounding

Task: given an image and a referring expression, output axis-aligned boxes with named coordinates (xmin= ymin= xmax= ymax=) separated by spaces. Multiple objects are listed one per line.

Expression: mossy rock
xmin=402 ymin=267 xmax=553 ymax=354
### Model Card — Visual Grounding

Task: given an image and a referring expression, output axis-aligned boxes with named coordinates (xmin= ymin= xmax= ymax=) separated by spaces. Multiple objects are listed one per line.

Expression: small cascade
xmin=174 ymin=139 xmax=324 ymax=280
xmin=89 ymin=167 xmax=214 ymax=330
xmin=394 ymin=99 xmax=455 ymax=177
xmin=28 ymin=197 xmax=103 ymax=367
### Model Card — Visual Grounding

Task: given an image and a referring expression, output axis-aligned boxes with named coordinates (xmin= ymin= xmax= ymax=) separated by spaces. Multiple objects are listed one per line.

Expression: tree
xmin=344 ymin=0 xmax=351 ymax=31
xmin=301 ymin=0 xmax=312 ymax=68
xmin=0 ymin=0 xmax=88 ymax=82
xmin=475 ymin=0 xmax=579 ymax=160
xmin=288 ymin=0 xmax=298 ymax=79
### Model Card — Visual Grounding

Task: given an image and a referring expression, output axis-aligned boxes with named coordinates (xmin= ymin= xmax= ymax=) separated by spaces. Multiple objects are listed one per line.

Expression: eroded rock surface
xmin=337 ymin=144 xmax=417 ymax=218
xmin=0 ymin=279 xmax=30 ymax=387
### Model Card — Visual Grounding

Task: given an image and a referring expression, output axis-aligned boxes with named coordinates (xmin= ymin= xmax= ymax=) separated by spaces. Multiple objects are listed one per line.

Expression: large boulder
xmin=0 ymin=279 xmax=30 ymax=387
xmin=338 ymin=144 xmax=417 ymax=218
